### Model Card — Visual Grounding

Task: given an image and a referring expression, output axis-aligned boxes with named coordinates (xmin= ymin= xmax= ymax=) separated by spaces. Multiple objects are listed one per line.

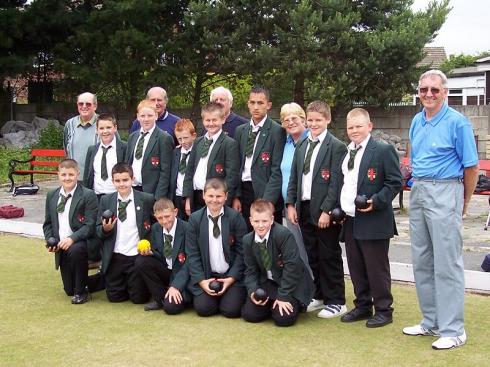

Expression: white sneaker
xmin=432 ymin=332 xmax=467 ymax=350
xmin=402 ymin=324 xmax=440 ymax=336
xmin=306 ymin=299 xmax=324 ymax=312
xmin=317 ymin=304 xmax=347 ymax=319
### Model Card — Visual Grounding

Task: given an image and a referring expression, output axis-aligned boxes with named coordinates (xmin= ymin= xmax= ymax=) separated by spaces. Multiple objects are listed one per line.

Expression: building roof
xmin=417 ymin=47 xmax=447 ymax=69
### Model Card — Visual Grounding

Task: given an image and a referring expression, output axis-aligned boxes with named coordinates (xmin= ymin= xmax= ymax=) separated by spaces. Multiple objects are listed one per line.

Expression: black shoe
xmin=144 ymin=300 xmax=163 ymax=311
xmin=71 ymin=291 xmax=90 ymax=305
xmin=366 ymin=313 xmax=393 ymax=328
xmin=341 ymin=308 xmax=373 ymax=323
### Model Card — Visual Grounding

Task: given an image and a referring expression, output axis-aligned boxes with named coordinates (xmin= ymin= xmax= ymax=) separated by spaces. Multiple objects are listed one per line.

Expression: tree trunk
xmin=293 ymin=74 xmax=305 ymax=108
xmin=191 ymin=73 xmax=204 ymax=132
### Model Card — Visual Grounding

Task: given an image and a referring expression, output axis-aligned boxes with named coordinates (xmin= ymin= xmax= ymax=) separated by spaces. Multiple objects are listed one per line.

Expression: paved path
xmin=1 ymin=179 xmax=489 ymax=288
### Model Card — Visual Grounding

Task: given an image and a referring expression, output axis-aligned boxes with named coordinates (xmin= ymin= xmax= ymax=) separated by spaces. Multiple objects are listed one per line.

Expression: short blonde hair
xmin=346 ymin=108 xmax=370 ymax=122
xmin=280 ymin=103 xmax=306 ymax=128
xmin=137 ymin=99 xmax=157 ymax=114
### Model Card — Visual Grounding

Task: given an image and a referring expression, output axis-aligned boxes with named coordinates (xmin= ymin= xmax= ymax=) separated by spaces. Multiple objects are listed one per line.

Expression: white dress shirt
xmin=301 ymin=129 xmax=328 ymax=201
xmin=194 ymin=131 xmax=221 ymax=190
xmin=340 ymin=134 xmax=371 ymax=217
xmin=207 ymin=207 xmax=229 ymax=274
xmin=242 ymin=117 xmax=267 ymax=182
xmin=57 ymin=186 xmax=76 ymax=240
xmin=114 ymin=191 xmax=140 ymax=256
xmin=254 ymin=230 xmax=272 ymax=280
xmin=133 ymin=125 xmax=156 ymax=186
xmin=93 ymin=138 xmax=118 ymax=194
xmin=176 ymin=146 xmax=192 ymax=197
xmin=163 ymin=217 xmax=178 ymax=269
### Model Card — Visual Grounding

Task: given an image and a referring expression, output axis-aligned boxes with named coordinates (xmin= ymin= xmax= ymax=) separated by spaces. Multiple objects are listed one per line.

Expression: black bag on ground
xmin=474 ymin=175 xmax=490 ymax=193
xmin=12 ymin=184 xmax=39 ymax=196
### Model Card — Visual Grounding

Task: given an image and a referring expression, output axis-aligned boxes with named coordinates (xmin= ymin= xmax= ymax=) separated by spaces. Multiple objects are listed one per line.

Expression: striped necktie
xmin=135 ymin=132 xmax=149 ymax=160
xmin=303 ymin=140 xmax=319 ymax=174
xmin=256 ymin=239 xmax=271 ymax=270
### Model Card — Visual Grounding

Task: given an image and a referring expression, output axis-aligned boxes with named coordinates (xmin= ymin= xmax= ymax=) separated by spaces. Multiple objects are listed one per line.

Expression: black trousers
xmin=193 ymin=283 xmax=246 ymax=318
xmin=299 ymin=201 xmax=345 ymax=305
xmin=192 ymin=190 xmax=206 ymax=213
xmin=59 ymin=240 xmax=88 ymax=296
xmin=240 ymin=181 xmax=283 ymax=231
xmin=105 ymin=253 xmax=150 ymax=304
xmin=241 ymin=279 xmax=301 ymax=327
xmin=344 ymin=217 xmax=393 ymax=317
xmin=173 ymin=195 xmax=188 ymax=221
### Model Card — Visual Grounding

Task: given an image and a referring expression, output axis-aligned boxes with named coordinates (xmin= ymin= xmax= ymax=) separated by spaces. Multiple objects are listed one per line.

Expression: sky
xmin=412 ymin=0 xmax=490 ymax=56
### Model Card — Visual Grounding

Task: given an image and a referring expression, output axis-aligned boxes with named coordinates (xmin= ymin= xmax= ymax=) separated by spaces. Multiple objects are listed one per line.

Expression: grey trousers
xmin=409 ymin=179 xmax=465 ymax=337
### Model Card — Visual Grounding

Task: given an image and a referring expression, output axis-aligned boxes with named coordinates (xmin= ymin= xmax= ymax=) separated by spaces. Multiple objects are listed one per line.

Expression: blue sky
xmin=412 ymin=0 xmax=490 ymax=56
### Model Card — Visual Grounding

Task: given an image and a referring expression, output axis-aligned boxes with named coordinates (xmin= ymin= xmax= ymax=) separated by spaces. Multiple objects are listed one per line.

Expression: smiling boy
xmin=241 ymin=199 xmax=314 ymax=326
xmin=182 ymin=102 xmax=239 ymax=215
xmin=43 ymin=159 xmax=98 ymax=304
xmin=286 ymin=100 xmax=347 ymax=318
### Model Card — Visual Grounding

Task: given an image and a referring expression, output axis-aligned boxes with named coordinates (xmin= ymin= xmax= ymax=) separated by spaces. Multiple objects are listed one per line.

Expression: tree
xmin=440 ymin=51 xmax=490 ymax=75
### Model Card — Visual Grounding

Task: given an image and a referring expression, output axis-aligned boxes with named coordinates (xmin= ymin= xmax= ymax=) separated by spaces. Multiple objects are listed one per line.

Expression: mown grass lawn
xmin=0 ymin=233 xmax=488 ymax=367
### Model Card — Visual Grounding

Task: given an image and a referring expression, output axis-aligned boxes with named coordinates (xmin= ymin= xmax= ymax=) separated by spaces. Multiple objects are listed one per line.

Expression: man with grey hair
xmin=209 ymin=86 xmax=248 ymax=138
xmin=129 ymin=86 xmax=180 ymax=144
xmin=63 ymin=92 xmax=99 ymax=178
xmin=403 ymin=69 xmax=479 ymax=349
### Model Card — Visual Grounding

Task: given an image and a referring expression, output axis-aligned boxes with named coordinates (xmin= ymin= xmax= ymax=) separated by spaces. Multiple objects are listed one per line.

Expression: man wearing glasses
xmin=63 ymin=92 xmax=99 ymax=178
xmin=403 ymin=70 xmax=479 ymax=350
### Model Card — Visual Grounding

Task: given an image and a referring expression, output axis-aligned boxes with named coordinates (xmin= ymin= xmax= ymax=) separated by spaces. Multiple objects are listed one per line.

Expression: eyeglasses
xmin=419 ymin=87 xmax=441 ymax=95
xmin=77 ymin=102 xmax=93 ymax=107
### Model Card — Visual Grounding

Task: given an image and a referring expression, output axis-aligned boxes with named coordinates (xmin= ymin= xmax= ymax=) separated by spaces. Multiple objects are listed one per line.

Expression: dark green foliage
xmin=34 ymin=121 xmax=64 ymax=149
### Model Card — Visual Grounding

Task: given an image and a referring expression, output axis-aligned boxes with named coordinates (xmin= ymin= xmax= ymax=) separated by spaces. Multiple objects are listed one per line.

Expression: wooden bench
xmin=8 ymin=149 xmax=66 ymax=191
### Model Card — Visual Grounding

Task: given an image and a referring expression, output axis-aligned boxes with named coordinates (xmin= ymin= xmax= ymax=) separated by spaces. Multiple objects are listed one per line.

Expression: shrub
xmin=34 ymin=121 xmax=64 ymax=149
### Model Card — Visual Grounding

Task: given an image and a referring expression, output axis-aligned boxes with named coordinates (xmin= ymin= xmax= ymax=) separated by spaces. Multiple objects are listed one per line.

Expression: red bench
xmin=8 ymin=149 xmax=65 ymax=191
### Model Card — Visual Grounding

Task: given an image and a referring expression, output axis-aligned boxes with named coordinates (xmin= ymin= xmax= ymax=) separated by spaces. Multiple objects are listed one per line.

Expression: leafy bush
xmin=34 ymin=121 xmax=64 ymax=149
xmin=118 ymin=129 xmax=129 ymax=142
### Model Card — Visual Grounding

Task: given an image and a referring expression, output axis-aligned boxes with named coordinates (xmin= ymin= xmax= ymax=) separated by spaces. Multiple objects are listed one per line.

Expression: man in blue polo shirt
xmin=209 ymin=86 xmax=248 ymax=139
xmin=402 ymin=69 xmax=479 ymax=350
xmin=129 ymin=87 xmax=180 ymax=144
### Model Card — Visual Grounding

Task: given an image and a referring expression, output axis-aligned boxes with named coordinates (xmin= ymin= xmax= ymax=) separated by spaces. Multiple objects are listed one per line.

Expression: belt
xmin=413 ymin=177 xmax=462 ymax=183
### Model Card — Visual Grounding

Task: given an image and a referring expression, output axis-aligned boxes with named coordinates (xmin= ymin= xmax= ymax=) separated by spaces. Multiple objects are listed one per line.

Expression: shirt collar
xmin=118 ymin=190 xmax=134 ymax=202
xmin=250 ymin=115 xmax=267 ymax=130
xmin=421 ymin=103 xmax=449 ymax=127
xmin=348 ymin=134 xmax=371 ymax=151
xmin=77 ymin=114 xmax=97 ymax=127
xmin=181 ymin=145 xmax=193 ymax=154
xmin=287 ymin=129 xmax=309 ymax=144
xmin=101 ymin=137 xmax=116 ymax=149
xmin=207 ymin=207 xmax=224 ymax=218
xmin=157 ymin=110 xmax=169 ymax=121
xmin=308 ymin=128 xmax=327 ymax=143
xmin=139 ymin=125 xmax=156 ymax=136
xmin=254 ymin=228 xmax=271 ymax=244
xmin=163 ymin=217 xmax=178 ymax=238
xmin=205 ymin=130 xmax=222 ymax=141
xmin=60 ymin=184 xmax=77 ymax=197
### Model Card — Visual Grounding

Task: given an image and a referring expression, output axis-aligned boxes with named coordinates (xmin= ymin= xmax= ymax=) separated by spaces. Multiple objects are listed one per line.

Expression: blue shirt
xmin=409 ymin=103 xmax=478 ymax=179
xmin=129 ymin=110 xmax=180 ymax=145
xmin=281 ymin=130 xmax=309 ymax=201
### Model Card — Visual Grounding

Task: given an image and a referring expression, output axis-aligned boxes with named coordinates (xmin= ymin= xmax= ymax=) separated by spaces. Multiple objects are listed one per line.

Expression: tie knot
xmin=141 ymin=131 xmax=149 ymax=137
xmin=102 ymin=145 xmax=112 ymax=152
xmin=118 ymin=199 xmax=131 ymax=208
xmin=255 ymin=239 xmax=267 ymax=247
xmin=164 ymin=234 xmax=173 ymax=242
xmin=208 ymin=214 xmax=220 ymax=224
xmin=61 ymin=193 xmax=72 ymax=200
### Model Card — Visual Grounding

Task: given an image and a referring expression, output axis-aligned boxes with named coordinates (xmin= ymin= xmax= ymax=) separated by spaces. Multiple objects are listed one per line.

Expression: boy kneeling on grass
xmin=135 ymin=198 xmax=191 ymax=315
xmin=241 ymin=199 xmax=314 ymax=326
xmin=43 ymin=159 xmax=98 ymax=304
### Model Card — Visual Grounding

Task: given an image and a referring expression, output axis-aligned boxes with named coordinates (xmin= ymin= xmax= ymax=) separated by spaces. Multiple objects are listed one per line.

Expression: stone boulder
xmin=1 ymin=120 xmax=32 ymax=134
xmin=0 ymin=117 xmax=61 ymax=148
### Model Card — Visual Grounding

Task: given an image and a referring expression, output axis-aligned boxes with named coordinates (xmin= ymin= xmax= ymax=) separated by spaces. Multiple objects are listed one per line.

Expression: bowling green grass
xmin=1 ymin=233 xmax=489 ymax=367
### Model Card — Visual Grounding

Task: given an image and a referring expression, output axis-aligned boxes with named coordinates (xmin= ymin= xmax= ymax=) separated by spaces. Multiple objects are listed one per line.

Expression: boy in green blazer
xmin=186 ymin=178 xmax=248 ymax=317
xmin=233 ymin=87 xmax=286 ymax=230
xmin=339 ymin=108 xmax=401 ymax=328
xmin=241 ymin=199 xmax=314 ymax=326
xmin=96 ymin=162 xmax=155 ymax=303
xmin=286 ymin=101 xmax=347 ymax=319
xmin=43 ymin=159 xmax=98 ymax=304
xmin=183 ymin=102 xmax=239 ymax=215
xmin=125 ymin=100 xmax=174 ymax=199
xmin=83 ymin=113 xmax=127 ymax=197
xmin=134 ymin=198 xmax=191 ymax=315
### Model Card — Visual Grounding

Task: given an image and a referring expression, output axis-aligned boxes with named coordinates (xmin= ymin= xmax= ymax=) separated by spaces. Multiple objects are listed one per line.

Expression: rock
xmin=32 ymin=116 xmax=59 ymax=130
xmin=1 ymin=120 xmax=32 ymax=134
